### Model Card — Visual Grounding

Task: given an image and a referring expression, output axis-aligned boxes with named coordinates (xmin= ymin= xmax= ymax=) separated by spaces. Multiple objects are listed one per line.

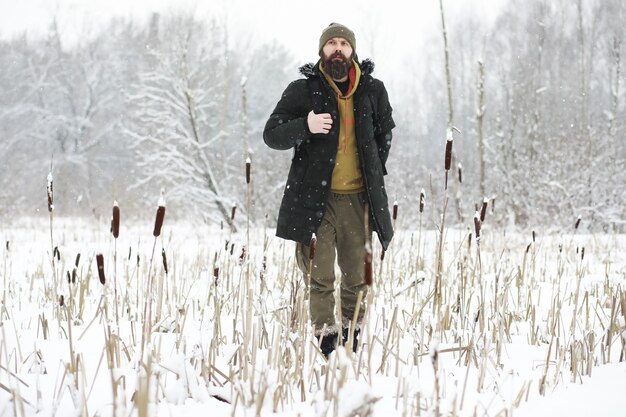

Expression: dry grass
xmin=0 ymin=189 xmax=624 ymax=416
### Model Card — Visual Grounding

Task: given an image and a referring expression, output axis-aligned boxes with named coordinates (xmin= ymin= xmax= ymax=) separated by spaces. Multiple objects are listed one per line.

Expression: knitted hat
xmin=318 ymin=23 xmax=356 ymax=54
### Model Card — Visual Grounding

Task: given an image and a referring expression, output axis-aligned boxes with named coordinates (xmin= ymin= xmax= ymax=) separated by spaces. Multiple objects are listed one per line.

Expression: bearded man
xmin=263 ymin=22 xmax=395 ymax=357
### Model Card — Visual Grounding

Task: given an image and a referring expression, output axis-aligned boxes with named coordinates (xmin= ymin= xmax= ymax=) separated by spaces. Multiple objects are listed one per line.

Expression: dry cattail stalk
xmin=480 ymin=198 xmax=488 ymax=222
xmin=47 ymin=172 xmax=54 ymax=212
xmin=112 ymin=201 xmax=120 ymax=238
xmin=457 ymin=163 xmax=463 ymax=184
xmin=309 ymin=234 xmax=317 ymax=260
xmin=419 ymin=189 xmax=425 ymax=213
xmin=574 ymin=216 xmax=582 ymax=230
xmin=153 ymin=193 xmax=166 ymax=237
xmin=245 ymin=157 xmax=251 ymax=184
xmin=161 ymin=248 xmax=168 ymax=274
xmin=364 ymin=242 xmax=373 ymax=286
xmin=473 ymin=212 xmax=481 ymax=242
xmin=96 ymin=254 xmax=106 ymax=285
xmin=392 ymin=201 xmax=398 ymax=221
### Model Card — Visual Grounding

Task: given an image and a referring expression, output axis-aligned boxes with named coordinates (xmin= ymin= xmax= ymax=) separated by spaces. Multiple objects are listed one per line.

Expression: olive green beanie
xmin=318 ymin=23 xmax=356 ymax=54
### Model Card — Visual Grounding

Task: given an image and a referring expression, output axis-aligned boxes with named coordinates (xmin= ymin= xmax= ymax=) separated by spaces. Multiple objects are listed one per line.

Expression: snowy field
xmin=0 ymin=216 xmax=625 ymax=417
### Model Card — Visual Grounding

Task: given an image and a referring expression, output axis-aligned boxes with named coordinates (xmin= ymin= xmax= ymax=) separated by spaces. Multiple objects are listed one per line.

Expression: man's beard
xmin=322 ymin=51 xmax=352 ymax=80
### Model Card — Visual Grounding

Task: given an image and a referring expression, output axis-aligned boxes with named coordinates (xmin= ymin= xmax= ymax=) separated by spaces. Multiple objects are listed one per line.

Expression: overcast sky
xmin=0 ymin=0 xmax=506 ymax=64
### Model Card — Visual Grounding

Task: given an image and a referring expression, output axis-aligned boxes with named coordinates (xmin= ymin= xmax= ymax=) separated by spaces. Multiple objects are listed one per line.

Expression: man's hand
xmin=307 ymin=111 xmax=333 ymax=134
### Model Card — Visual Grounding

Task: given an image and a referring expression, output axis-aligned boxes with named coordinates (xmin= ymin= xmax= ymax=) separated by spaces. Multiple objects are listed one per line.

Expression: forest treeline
xmin=0 ymin=0 xmax=624 ymax=232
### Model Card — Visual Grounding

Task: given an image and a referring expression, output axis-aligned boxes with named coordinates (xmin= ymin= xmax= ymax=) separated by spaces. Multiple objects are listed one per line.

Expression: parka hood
xmin=298 ymin=58 xmax=375 ymax=79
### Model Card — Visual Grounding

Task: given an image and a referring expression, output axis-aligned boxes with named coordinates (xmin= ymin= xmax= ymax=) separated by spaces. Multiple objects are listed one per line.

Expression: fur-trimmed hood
xmin=298 ymin=58 xmax=375 ymax=79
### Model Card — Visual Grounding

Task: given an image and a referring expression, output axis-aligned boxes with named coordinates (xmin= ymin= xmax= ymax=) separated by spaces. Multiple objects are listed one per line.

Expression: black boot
xmin=317 ymin=332 xmax=339 ymax=358
xmin=342 ymin=327 xmax=360 ymax=353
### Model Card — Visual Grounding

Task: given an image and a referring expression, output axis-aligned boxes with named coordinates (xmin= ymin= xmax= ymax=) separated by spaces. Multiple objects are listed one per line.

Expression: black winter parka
xmin=263 ymin=59 xmax=396 ymax=250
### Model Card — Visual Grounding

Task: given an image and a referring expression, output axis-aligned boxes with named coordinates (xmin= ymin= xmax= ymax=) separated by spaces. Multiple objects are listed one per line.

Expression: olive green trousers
xmin=296 ymin=192 xmax=369 ymax=336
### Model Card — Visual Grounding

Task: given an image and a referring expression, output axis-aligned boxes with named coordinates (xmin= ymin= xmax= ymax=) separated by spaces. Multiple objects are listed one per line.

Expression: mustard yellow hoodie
xmin=320 ymin=61 xmax=363 ymax=194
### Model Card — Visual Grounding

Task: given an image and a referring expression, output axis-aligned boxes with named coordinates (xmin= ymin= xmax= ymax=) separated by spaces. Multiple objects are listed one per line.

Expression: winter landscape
xmin=1 ymin=0 xmax=625 ymax=416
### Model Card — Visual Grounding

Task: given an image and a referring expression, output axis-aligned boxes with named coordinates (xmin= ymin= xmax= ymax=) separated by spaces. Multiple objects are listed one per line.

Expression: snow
xmin=0 ymin=218 xmax=624 ymax=416
xmin=514 ymin=363 xmax=626 ymax=417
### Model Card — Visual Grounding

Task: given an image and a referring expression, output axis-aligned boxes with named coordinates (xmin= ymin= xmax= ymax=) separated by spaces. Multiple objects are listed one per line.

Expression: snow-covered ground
xmin=0 ymin=217 xmax=624 ymax=416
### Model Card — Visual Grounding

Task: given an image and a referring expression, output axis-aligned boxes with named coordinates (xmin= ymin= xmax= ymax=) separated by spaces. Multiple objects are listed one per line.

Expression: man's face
xmin=321 ymin=37 xmax=353 ymax=81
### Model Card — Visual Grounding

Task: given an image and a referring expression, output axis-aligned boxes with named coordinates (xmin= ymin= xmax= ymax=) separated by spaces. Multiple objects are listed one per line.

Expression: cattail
xmin=473 ymin=212 xmax=481 ymax=242
xmin=457 ymin=163 xmax=463 ymax=183
xmin=574 ymin=215 xmax=581 ymax=230
xmin=96 ymin=254 xmax=106 ymax=284
xmin=231 ymin=205 xmax=237 ymax=222
xmin=5 ymin=241 xmax=9 ymax=251
xmin=419 ymin=188 xmax=425 ymax=213
xmin=66 ymin=271 xmax=71 ymax=284
xmin=491 ymin=197 xmax=496 ymax=214
xmin=213 ymin=266 xmax=219 ymax=284
xmin=47 ymin=172 xmax=54 ymax=212
xmin=444 ymin=131 xmax=453 ymax=171
xmin=74 ymin=253 xmax=81 ymax=268
xmin=392 ymin=201 xmax=398 ymax=221
xmin=380 ymin=248 xmax=385 ymax=261
xmin=230 ymin=243 xmax=235 ymax=256
xmin=239 ymin=246 xmax=246 ymax=264
xmin=112 ymin=201 xmax=120 ymax=238
xmin=364 ymin=242 xmax=373 ymax=286
xmin=444 ymin=130 xmax=453 ymax=190
xmin=54 ymin=246 xmax=60 ymax=261
xmin=532 ymin=230 xmax=536 ymax=243
xmin=558 ymin=243 xmax=563 ymax=253
xmin=153 ymin=192 xmax=166 ymax=237
xmin=161 ymin=248 xmax=168 ymax=274
xmin=71 ymin=268 xmax=77 ymax=284
xmin=261 ymin=255 xmax=267 ymax=278
xmin=212 ymin=252 xmax=219 ymax=284
xmin=580 ymin=246 xmax=585 ymax=260
xmin=59 ymin=295 xmax=64 ymax=307
xmin=309 ymin=234 xmax=317 ymax=260
xmin=526 ymin=243 xmax=532 ymax=254
xmin=128 ymin=247 xmax=132 ymax=261
xmin=430 ymin=343 xmax=439 ymax=364
xmin=480 ymin=198 xmax=488 ymax=222
xmin=245 ymin=156 xmax=251 ymax=184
